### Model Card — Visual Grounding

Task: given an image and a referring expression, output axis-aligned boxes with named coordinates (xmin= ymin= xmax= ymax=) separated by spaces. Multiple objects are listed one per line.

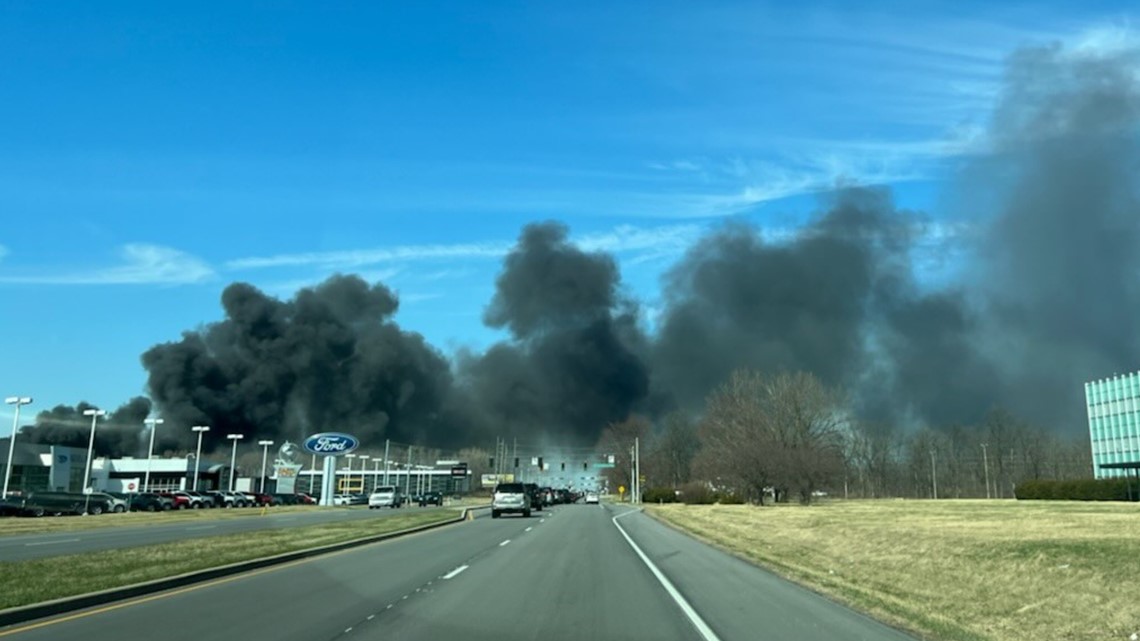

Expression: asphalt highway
xmin=0 ymin=503 xmax=920 ymax=641
xmin=0 ymin=506 xmax=440 ymax=561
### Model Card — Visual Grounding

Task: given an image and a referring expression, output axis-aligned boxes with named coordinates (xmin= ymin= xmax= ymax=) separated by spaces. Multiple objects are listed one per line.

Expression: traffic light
xmin=561 ymin=462 xmax=565 ymax=471
xmin=514 ymin=457 xmax=519 ymax=468
xmin=583 ymin=461 xmax=588 ymax=470
xmin=489 ymin=457 xmax=494 ymax=468
xmin=538 ymin=457 xmax=544 ymax=471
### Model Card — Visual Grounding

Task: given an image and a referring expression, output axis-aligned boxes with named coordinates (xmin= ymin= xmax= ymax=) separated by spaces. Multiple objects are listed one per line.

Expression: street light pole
xmin=373 ymin=458 xmax=381 ymax=491
xmin=405 ymin=447 xmax=412 ymax=496
xmin=258 ymin=440 xmax=274 ymax=493
xmin=360 ymin=456 xmax=370 ymax=493
xmin=3 ymin=397 xmax=33 ymax=500
xmin=930 ymin=449 xmax=938 ymax=500
xmin=191 ymin=426 xmax=209 ymax=491
xmin=981 ymin=442 xmax=991 ymax=500
xmin=81 ymin=408 xmax=106 ymax=515
xmin=227 ymin=434 xmax=243 ymax=491
xmin=143 ymin=417 xmax=165 ymax=493
xmin=344 ymin=454 xmax=356 ymax=495
xmin=383 ymin=439 xmax=391 ymax=486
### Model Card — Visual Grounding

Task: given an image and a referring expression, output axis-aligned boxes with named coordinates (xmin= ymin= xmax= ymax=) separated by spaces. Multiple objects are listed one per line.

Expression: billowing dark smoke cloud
xmin=653 ymin=39 xmax=1140 ymax=434
xmin=21 ymin=397 xmax=152 ymax=457
xmin=141 ymin=275 xmax=470 ymax=452
xmin=966 ymin=42 xmax=1140 ymax=431
xmin=21 ymin=38 xmax=1127 ymax=451
xmin=457 ymin=222 xmax=652 ymax=445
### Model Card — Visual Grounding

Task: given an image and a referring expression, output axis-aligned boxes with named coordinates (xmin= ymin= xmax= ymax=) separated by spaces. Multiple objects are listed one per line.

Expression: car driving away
xmin=418 ymin=491 xmax=443 ymax=507
xmin=492 ymin=482 xmax=530 ymax=518
xmin=585 ymin=491 xmax=599 ymax=504
xmin=368 ymin=486 xmax=404 ymax=509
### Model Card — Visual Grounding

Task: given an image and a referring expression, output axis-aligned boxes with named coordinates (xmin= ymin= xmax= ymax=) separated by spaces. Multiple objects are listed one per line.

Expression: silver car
xmin=491 ymin=482 xmax=531 ymax=518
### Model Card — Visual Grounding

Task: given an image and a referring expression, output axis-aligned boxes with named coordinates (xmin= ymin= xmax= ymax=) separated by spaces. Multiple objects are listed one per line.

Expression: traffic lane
xmin=0 ymin=505 xmax=447 ymax=561
xmin=0 ymin=507 xmax=530 ymax=641
xmin=614 ymin=507 xmax=920 ymax=641
xmin=364 ymin=502 xmax=704 ymax=641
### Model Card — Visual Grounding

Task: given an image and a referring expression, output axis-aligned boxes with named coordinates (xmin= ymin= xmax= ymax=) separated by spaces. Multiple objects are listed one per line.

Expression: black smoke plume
xmin=141 ymin=276 xmax=468 ymax=453
xmin=21 ymin=397 xmax=153 ymax=457
xmin=22 ymin=37 xmax=1133 ymax=450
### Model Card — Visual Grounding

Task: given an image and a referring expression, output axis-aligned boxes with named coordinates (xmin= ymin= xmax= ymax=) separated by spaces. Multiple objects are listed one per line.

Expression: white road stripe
xmin=525 ymin=527 xmax=533 ymax=532
xmin=442 ymin=565 xmax=469 ymax=580
xmin=613 ymin=509 xmax=722 ymax=641
xmin=499 ymin=539 xmax=511 ymax=547
xmin=25 ymin=538 xmax=80 ymax=547
xmin=185 ymin=525 xmax=217 ymax=531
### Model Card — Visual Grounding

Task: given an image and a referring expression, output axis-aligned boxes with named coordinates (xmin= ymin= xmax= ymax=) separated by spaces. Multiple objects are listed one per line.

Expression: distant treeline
xmin=596 ymin=368 xmax=1092 ymax=504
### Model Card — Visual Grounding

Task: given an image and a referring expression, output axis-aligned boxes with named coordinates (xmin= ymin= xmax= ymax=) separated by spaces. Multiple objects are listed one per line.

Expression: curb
xmin=0 ymin=504 xmax=492 ymax=629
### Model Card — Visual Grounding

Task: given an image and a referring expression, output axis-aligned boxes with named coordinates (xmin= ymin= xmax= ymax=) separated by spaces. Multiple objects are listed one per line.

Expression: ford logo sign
xmin=302 ymin=432 xmax=360 ymax=456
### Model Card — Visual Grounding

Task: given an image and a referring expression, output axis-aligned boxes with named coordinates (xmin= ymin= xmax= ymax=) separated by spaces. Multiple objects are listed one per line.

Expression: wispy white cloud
xmin=0 ymin=244 xmax=214 ymax=285
xmin=0 ymin=244 xmax=8 ymax=262
xmin=226 ymin=242 xmax=512 ymax=271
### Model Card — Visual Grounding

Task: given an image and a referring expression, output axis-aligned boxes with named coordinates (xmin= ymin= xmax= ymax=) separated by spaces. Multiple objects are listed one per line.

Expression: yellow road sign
xmin=618 ymin=485 xmax=626 ymax=494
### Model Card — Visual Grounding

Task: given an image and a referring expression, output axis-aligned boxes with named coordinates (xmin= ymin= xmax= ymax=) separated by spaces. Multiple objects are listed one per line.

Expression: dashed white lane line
xmin=184 ymin=525 xmax=216 ymax=531
xmin=442 ymin=565 xmax=469 ymax=580
xmin=25 ymin=538 xmax=80 ymax=546
xmin=525 ymin=526 xmax=533 ymax=532
xmin=499 ymin=539 xmax=511 ymax=547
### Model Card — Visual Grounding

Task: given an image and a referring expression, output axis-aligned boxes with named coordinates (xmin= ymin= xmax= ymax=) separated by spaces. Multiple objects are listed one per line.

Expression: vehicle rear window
xmin=374 ymin=486 xmax=396 ymax=493
xmin=495 ymin=483 xmax=524 ymax=493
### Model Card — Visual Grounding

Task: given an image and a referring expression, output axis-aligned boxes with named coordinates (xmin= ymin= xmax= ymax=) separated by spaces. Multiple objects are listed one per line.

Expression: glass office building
xmin=1085 ymin=372 xmax=1140 ymax=478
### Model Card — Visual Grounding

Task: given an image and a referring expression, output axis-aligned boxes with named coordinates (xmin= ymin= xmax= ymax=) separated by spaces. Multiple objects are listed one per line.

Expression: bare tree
xmin=594 ymin=415 xmax=652 ymax=494
xmin=648 ymin=411 xmax=699 ymax=489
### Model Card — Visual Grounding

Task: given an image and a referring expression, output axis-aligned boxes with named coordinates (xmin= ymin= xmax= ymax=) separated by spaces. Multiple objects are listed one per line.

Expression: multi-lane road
xmin=0 ymin=503 xmax=919 ymax=641
xmin=0 ymin=506 xmax=436 ymax=561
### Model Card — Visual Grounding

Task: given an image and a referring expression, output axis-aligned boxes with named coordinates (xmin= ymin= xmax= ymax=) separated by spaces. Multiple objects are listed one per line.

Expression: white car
xmin=368 ymin=486 xmax=404 ymax=509
xmin=585 ymin=492 xmax=599 ymax=504
xmin=332 ymin=494 xmax=353 ymax=506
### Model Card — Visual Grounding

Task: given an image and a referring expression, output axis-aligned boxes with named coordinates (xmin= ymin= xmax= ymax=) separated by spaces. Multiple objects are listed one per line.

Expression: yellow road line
xmin=0 ymin=514 xmax=470 ymax=638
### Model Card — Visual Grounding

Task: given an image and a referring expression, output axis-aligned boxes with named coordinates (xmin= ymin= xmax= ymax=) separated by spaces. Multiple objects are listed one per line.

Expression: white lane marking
xmin=539 ymin=519 xmax=545 ymax=524
xmin=613 ymin=509 xmax=722 ymax=641
xmin=525 ymin=527 xmax=533 ymax=532
xmin=25 ymin=538 xmax=80 ymax=547
xmin=344 ymin=627 xmax=352 ymax=633
xmin=442 ymin=565 xmax=469 ymax=580
xmin=499 ymin=539 xmax=511 ymax=547
xmin=367 ymin=615 xmax=375 ymax=621
xmin=185 ymin=525 xmax=217 ymax=531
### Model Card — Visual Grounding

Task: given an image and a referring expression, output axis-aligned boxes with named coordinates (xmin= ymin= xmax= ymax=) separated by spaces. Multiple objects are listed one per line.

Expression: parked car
xmin=418 ymin=491 xmax=443 ymax=507
xmin=129 ymin=493 xmax=169 ymax=512
xmin=272 ymin=494 xmax=299 ymax=506
xmin=204 ymin=491 xmax=235 ymax=507
xmin=295 ymin=493 xmax=316 ymax=504
xmin=158 ymin=492 xmax=192 ymax=510
xmin=170 ymin=491 xmax=205 ymax=509
xmin=246 ymin=491 xmax=275 ymax=506
xmin=0 ymin=499 xmax=23 ymax=517
xmin=91 ymin=492 xmax=128 ymax=513
xmin=21 ymin=491 xmax=112 ymax=516
xmin=368 ymin=486 xmax=404 ymax=509
xmin=492 ymin=482 xmax=530 ymax=519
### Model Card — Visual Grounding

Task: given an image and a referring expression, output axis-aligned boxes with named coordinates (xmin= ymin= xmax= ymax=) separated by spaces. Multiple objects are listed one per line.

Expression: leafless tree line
xmin=597 ymin=368 xmax=1092 ymax=504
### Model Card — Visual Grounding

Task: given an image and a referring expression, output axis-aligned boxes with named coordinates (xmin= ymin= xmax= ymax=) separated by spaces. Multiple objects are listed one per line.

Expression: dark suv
xmin=22 ymin=492 xmax=112 ymax=516
xmin=418 ymin=491 xmax=443 ymax=506
xmin=523 ymin=483 xmax=543 ymax=511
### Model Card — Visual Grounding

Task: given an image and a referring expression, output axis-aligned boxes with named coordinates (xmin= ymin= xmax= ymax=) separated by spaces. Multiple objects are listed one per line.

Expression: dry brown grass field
xmin=648 ymin=500 xmax=1140 ymax=641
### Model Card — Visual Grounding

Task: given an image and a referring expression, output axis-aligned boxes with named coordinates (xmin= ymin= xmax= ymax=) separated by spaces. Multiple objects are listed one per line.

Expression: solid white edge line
xmin=612 ymin=509 xmax=723 ymax=641
xmin=25 ymin=538 xmax=81 ymax=546
xmin=442 ymin=565 xmax=469 ymax=580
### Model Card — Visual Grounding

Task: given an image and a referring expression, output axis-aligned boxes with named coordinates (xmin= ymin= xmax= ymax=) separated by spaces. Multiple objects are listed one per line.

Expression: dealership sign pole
xmin=302 ymin=432 xmax=360 ymax=507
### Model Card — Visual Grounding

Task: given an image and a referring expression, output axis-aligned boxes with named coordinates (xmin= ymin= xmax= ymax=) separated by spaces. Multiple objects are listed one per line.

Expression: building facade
xmin=1085 ymin=372 xmax=1140 ymax=479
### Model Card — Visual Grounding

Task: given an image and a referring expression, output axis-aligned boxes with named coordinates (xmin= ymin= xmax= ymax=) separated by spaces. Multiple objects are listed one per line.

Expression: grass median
xmin=0 ymin=508 xmax=462 ymax=610
xmin=647 ymin=500 xmax=1140 ymax=641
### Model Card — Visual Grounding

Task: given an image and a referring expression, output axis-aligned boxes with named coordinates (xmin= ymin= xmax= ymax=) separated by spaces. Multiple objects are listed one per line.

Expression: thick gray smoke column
xmin=21 ymin=397 xmax=153 ymax=457
xmin=968 ymin=41 xmax=1140 ymax=430
xmin=457 ymin=222 xmax=651 ymax=445
xmin=142 ymin=275 xmax=467 ymax=452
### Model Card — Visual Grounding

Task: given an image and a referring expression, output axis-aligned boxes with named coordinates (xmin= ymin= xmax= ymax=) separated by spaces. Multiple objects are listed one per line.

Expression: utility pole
xmin=981 ymin=442 xmax=991 ymax=499
xmin=634 ymin=437 xmax=640 ymax=505
xmin=930 ymin=449 xmax=938 ymax=500
xmin=405 ymin=446 xmax=412 ymax=496
xmin=513 ymin=437 xmax=518 ymax=481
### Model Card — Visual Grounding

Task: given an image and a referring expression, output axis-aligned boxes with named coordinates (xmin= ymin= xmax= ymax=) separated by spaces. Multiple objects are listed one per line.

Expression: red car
xmin=158 ymin=492 xmax=192 ymax=509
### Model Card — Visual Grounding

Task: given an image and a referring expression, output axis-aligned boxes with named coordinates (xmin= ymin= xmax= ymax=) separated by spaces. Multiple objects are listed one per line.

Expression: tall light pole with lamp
xmin=81 ymin=408 xmax=106 ymax=515
xmin=373 ymin=458 xmax=382 ymax=491
xmin=142 ymin=417 xmax=164 ymax=492
xmin=191 ymin=426 xmax=210 ymax=491
xmin=227 ymin=434 xmax=243 ymax=491
xmin=3 ymin=396 xmax=33 ymax=500
xmin=258 ymin=440 xmax=274 ymax=493
xmin=344 ymin=453 xmax=356 ymax=495
xmin=359 ymin=455 xmax=370 ymax=493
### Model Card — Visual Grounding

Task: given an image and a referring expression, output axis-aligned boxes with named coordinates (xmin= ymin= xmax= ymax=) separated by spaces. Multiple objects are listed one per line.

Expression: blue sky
xmin=0 ymin=2 xmax=1132 ymax=421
